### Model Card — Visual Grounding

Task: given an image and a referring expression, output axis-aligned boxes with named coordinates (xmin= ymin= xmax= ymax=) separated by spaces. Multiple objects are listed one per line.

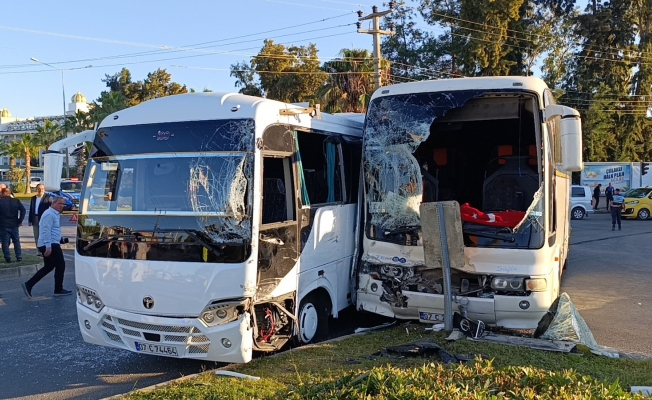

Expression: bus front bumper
xmin=357 ymin=274 xmax=553 ymax=330
xmin=77 ymin=304 xmax=253 ymax=363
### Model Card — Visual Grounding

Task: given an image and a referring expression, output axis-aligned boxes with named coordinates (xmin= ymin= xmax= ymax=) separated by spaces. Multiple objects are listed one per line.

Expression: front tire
xmin=297 ymin=294 xmax=329 ymax=344
xmin=571 ymin=207 xmax=585 ymax=220
xmin=637 ymin=208 xmax=650 ymax=220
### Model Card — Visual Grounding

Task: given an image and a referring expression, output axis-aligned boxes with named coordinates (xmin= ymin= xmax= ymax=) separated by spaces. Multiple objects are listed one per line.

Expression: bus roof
xmin=99 ymin=92 xmax=364 ymax=138
xmin=370 ymin=76 xmax=549 ymax=101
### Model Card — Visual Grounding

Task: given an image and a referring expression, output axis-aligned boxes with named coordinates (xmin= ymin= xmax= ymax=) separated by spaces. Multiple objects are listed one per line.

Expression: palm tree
xmin=35 ymin=120 xmax=63 ymax=151
xmin=0 ymin=139 xmax=23 ymax=169
xmin=13 ymin=133 xmax=42 ymax=194
xmin=317 ymin=49 xmax=381 ymax=113
xmin=64 ymin=110 xmax=93 ymax=134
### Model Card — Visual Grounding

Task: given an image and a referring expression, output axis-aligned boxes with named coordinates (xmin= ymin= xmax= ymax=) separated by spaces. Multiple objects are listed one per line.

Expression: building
xmin=0 ymin=92 xmax=89 ymax=179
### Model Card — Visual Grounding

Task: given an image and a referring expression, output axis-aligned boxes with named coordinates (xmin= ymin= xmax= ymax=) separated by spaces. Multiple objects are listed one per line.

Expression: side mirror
xmin=43 ymin=152 xmax=64 ymax=192
xmin=544 ymin=105 xmax=583 ymax=172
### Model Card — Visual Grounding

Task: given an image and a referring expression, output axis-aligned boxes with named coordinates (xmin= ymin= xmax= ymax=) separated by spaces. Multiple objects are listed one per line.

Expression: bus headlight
xmin=525 ymin=278 xmax=547 ymax=291
xmin=77 ymin=285 xmax=104 ymax=313
xmin=200 ymin=299 xmax=249 ymax=327
xmin=491 ymin=277 xmax=525 ymax=292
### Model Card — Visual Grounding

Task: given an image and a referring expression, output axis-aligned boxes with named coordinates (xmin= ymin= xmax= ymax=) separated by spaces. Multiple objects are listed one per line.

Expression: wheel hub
xmin=299 ymin=303 xmax=318 ymax=343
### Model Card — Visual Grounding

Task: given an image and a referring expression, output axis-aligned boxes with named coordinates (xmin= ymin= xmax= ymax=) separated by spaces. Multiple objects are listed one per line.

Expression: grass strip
xmin=124 ymin=324 xmax=652 ymax=399
xmin=0 ymin=254 xmax=42 ymax=270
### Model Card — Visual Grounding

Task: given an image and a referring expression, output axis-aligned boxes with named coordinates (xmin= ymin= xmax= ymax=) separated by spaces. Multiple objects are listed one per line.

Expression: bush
xmin=10 ymin=182 xmax=26 ymax=194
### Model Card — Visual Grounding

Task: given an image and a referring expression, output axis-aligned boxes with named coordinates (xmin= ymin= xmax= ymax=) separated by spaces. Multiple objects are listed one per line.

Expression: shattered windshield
xmin=81 ymin=119 xmax=255 ymax=247
xmin=364 ymin=91 xmax=486 ymax=230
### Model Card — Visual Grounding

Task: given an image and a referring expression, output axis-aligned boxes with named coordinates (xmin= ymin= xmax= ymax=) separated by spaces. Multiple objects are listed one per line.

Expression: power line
xmin=0 ymin=14 xmax=355 ymax=70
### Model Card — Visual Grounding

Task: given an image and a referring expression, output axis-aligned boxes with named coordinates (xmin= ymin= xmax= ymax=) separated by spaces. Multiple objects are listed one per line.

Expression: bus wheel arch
xmin=297 ymin=288 xmax=331 ymax=344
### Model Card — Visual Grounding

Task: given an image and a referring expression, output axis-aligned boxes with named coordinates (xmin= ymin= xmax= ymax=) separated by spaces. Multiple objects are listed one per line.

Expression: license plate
xmin=419 ymin=312 xmax=444 ymax=322
xmin=134 ymin=341 xmax=180 ymax=357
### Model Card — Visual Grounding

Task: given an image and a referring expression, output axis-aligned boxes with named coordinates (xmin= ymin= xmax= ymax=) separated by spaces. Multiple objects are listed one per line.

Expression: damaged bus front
xmin=357 ymin=77 xmax=583 ymax=329
xmin=58 ymin=93 xmax=363 ymax=363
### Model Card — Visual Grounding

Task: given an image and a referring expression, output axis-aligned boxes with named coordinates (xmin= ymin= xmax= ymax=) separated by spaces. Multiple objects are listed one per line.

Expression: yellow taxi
xmin=622 ymin=187 xmax=652 ymax=220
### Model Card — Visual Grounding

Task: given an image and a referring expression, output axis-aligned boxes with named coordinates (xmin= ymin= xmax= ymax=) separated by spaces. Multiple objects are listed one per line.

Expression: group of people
xmin=593 ymin=183 xmax=625 ymax=231
xmin=0 ymin=182 xmax=71 ymax=297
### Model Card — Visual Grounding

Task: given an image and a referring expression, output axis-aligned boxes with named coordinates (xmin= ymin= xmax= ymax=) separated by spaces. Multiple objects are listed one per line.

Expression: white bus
xmin=45 ymin=93 xmax=363 ymax=363
xmin=356 ymin=77 xmax=583 ymax=329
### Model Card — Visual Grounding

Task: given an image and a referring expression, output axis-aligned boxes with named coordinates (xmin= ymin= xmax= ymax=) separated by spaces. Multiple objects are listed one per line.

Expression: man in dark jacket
xmin=0 ymin=187 xmax=26 ymax=262
xmin=29 ymin=184 xmax=47 ymax=247
xmin=593 ymin=184 xmax=602 ymax=210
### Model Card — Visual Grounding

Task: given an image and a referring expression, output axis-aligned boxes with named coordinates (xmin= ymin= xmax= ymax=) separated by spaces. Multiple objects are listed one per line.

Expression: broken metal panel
xmin=363 ymin=91 xmax=487 ymax=230
xmin=420 ymin=201 xmax=468 ymax=271
xmin=470 ymin=333 xmax=577 ymax=353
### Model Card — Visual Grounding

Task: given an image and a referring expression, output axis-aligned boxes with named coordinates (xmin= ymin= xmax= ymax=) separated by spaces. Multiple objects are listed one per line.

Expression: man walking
xmin=593 ymin=184 xmax=602 ymax=210
xmin=0 ymin=187 xmax=26 ymax=262
xmin=610 ymin=188 xmax=625 ymax=231
xmin=605 ymin=183 xmax=615 ymax=211
xmin=21 ymin=196 xmax=72 ymax=297
xmin=29 ymin=184 xmax=46 ymax=250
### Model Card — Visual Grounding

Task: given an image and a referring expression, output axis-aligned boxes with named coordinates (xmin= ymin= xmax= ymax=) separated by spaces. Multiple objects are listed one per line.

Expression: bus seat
xmin=262 ymin=178 xmax=287 ymax=224
xmin=528 ymin=145 xmax=537 ymax=166
xmin=483 ymin=156 xmax=539 ymax=212
xmin=497 ymin=145 xmax=513 ymax=165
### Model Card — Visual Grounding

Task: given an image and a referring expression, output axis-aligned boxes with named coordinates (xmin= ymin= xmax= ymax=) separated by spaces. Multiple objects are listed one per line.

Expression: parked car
xmin=570 ymin=185 xmax=593 ymax=219
xmin=29 ymin=176 xmax=42 ymax=189
xmin=47 ymin=179 xmax=82 ymax=211
xmin=622 ymin=186 xmax=652 ymax=220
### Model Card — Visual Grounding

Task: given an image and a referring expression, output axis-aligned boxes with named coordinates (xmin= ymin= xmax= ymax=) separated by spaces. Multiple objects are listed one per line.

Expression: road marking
xmin=0 ymin=299 xmax=5 ymax=306
xmin=29 ymin=296 xmax=51 ymax=301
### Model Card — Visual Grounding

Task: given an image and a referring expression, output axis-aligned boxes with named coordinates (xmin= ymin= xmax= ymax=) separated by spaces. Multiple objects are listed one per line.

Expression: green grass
xmin=124 ymin=325 xmax=652 ymax=399
xmin=13 ymin=193 xmax=36 ymax=199
xmin=0 ymin=254 xmax=42 ymax=269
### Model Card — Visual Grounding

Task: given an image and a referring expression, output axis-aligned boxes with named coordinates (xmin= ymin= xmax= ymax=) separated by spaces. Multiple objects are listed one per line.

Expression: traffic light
xmin=643 ymin=162 xmax=650 ymax=176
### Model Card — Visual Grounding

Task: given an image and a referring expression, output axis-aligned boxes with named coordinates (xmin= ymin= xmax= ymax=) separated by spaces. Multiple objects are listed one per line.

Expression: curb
xmin=0 ymin=263 xmax=45 ymax=281
xmin=101 ymin=330 xmax=369 ymax=400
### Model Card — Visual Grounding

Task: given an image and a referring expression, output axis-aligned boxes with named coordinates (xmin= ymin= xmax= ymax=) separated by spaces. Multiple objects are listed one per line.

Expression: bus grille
xmin=99 ymin=316 xmax=210 ymax=355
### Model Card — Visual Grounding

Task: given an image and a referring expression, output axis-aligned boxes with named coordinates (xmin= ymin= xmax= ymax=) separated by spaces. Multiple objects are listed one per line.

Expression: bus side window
xmin=262 ymin=156 xmax=295 ymax=224
xmin=295 ymin=131 xmax=343 ymax=205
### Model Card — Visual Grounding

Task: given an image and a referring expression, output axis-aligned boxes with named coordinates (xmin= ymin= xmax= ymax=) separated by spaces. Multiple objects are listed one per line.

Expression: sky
xmin=0 ymin=0 xmax=381 ymax=119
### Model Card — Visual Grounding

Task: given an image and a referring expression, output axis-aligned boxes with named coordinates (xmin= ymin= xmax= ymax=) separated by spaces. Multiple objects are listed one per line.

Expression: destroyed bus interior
xmin=364 ymin=92 xmax=545 ymax=251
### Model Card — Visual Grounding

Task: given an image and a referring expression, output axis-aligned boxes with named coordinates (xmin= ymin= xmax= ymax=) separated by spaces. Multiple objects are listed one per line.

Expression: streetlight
xmin=31 ymin=57 xmax=70 ymax=178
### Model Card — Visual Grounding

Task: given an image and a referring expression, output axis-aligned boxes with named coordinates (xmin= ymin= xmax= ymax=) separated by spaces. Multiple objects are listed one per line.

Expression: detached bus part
xmin=357 ymin=77 xmax=582 ymax=329
xmin=45 ymin=93 xmax=363 ymax=363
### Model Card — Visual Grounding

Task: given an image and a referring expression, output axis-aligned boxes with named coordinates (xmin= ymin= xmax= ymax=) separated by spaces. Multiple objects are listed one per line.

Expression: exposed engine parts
xmin=366 ymin=262 xmax=531 ymax=308
xmin=251 ymin=294 xmax=296 ymax=352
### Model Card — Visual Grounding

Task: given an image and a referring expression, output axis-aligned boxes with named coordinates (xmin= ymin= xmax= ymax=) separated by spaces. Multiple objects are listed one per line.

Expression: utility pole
xmin=357 ymin=3 xmax=395 ymax=89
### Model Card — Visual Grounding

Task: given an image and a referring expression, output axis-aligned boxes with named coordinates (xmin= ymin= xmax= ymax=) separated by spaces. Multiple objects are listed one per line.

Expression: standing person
xmin=21 ymin=196 xmax=72 ymax=297
xmin=0 ymin=187 xmax=26 ymax=262
xmin=593 ymin=184 xmax=602 ymax=210
xmin=605 ymin=183 xmax=615 ymax=211
xmin=29 ymin=184 xmax=46 ymax=250
xmin=610 ymin=188 xmax=625 ymax=231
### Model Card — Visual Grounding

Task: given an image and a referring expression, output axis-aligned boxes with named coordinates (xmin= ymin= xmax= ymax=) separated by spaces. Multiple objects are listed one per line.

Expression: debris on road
xmin=534 ymin=293 xmax=620 ymax=358
xmin=372 ymin=338 xmax=486 ymax=364
xmin=214 ymin=370 xmax=260 ymax=381
xmin=354 ymin=321 xmax=395 ymax=334
xmin=469 ymin=333 xmax=577 ymax=353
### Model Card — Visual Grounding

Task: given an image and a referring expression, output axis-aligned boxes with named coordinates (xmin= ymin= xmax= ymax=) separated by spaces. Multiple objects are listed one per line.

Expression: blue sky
xmin=0 ymin=0 xmax=379 ymax=118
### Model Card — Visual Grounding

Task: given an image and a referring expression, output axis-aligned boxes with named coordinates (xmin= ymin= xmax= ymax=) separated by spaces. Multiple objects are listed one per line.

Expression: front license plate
xmin=419 ymin=312 xmax=444 ymax=322
xmin=134 ymin=341 xmax=180 ymax=357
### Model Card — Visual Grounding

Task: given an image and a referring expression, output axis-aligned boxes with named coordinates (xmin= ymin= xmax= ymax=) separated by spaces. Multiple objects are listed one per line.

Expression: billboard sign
xmin=582 ymin=164 xmax=632 ymax=193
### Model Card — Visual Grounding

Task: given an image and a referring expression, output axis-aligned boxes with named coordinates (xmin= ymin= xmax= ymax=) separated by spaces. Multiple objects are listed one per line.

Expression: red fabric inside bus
xmin=460 ymin=203 xmax=525 ymax=228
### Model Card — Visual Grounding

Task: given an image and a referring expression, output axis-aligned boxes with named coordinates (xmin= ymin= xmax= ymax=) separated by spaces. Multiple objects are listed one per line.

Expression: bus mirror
xmin=43 ymin=152 xmax=65 ymax=191
xmin=560 ymin=113 xmax=583 ymax=172
xmin=544 ymin=105 xmax=583 ymax=172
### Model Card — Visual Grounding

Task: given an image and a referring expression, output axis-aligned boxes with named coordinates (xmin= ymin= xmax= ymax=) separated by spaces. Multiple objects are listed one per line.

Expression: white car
xmin=570 ymin=185 xmax=593 ymax=219
xmin=29 ymin=176 xmax=43 ymax=189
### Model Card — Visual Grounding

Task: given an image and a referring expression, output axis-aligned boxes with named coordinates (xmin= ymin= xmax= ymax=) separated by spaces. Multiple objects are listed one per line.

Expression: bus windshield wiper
xmin=384 ymin=225 xmax=421 ymax=236
xmin=83 ymin=233 xmax=133 ymax=251
xmin=463 ymin=228 xmax=516 ymax=243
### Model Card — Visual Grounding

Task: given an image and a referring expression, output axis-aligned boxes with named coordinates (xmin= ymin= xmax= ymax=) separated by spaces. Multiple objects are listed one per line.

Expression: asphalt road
xmin=562 ymin=211 xmax=652 ymax=356
xmin=0 ymin=212 xmax=651 ymax=399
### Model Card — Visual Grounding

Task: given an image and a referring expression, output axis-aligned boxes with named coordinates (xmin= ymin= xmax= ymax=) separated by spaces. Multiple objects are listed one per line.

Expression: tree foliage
xmin=231 ymin=40 xmax=327 ymax=103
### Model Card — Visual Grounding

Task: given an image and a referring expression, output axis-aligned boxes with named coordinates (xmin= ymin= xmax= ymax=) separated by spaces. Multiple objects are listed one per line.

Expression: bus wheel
xmin=297 ymin=294 xmax=329 ymax=344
